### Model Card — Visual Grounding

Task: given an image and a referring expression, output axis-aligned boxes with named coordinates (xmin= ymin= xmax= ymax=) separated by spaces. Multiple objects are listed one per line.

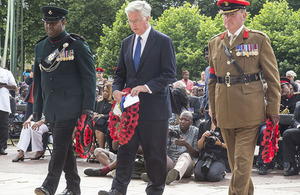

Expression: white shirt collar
xmin=135 ymin=25 xmax=151 ymax=42
xmin=228 ymin=25 xmax=244 ymax=37
xmin=133 ymin=26 xmax=151 ymax=57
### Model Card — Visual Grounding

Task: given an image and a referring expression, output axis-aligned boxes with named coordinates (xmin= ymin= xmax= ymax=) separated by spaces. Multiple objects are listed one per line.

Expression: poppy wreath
xmin=75 ymin=113 xmax=95 ymax=158
xmin=261 ymin=118 xmax=279 ymax=163
xmin=108 ymin=88 xmax=140 ymax=145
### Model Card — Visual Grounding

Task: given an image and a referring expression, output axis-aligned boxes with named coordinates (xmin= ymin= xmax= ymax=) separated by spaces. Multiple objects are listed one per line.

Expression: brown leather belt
xmin=217 ymin=73 xmax=260 ymax=87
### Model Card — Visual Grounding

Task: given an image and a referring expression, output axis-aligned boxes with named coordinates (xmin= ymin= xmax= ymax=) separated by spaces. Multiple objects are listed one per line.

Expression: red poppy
xmin=75 ymin=114 xmax=95 ymax=158
xmin=262 ymin=118 xmax=279 ymax=163
xmin=108 ymin=88 xmax=140 ymax=145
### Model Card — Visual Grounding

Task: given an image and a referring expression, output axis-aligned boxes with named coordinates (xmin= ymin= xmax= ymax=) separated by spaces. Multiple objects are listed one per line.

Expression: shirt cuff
xmin=297 ymin=124 xmax=300 ymax=129
xmin=144 ymin=85 xmax=152 ymax=94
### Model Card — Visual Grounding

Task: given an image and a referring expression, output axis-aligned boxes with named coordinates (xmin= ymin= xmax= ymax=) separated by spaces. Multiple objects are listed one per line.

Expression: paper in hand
xmin=123 ymin=94 xmax=140 ymax=109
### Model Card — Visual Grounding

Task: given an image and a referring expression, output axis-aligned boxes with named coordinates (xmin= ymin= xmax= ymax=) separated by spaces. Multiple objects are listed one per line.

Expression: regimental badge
xmin=236 ymin=44 xmax=258 ymax=57
xmin=56 ymin=50 xmax=75 ymax=62
xmin=225 ymin=1 xmax=229 ymax=6
xmin=48 ymin=52 xmax=55 ymax=61
xmin=48 ymin=10 xmax=53 ymax=15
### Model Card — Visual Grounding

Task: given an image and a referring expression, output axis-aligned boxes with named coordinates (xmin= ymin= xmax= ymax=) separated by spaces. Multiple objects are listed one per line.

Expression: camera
xmin=201 ymin=152 xmax=215 ymax=174
xmin=169 ymin=129 xmax=181 ymax=139
xmin=205 ymin=130 xmax=220 ymax=146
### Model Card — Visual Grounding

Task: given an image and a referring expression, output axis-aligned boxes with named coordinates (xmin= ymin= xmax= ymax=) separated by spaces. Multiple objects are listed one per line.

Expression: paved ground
xmin=1 ymin=144 xmax=300 ymax=195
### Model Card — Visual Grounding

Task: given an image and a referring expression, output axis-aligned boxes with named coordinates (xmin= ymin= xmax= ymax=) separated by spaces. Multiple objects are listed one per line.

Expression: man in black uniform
xmin=33 ymin=6 xmax=96 ymax=195
xmin=279 ymin=77 xmax=300 ymax=135
xmin=257 ymin=77 xmax=300 ymax=175
xmin=282 ymin=101 xmax=300 ymax=176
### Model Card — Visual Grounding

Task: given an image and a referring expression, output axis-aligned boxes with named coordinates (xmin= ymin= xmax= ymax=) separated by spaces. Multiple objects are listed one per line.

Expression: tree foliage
xmin=97 ymin=0 xmax=300 ymax=80
xmin=249 ymin=0 xmax=300 ymax=76
xmin=96 ymin=3 xmax=133 ymax=77
xmin=155 ymin=3 xmax=219 ymax=79
xmin=67 ymin=0 xmax=124 ymax=53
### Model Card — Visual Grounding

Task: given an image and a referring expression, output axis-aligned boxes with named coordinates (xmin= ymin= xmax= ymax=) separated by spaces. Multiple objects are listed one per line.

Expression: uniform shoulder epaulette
xmin=293 ymin=92 xmax=300 ymax=95
xmin=36 ymin=35 xmax=48 ymax=44
xmin=70 ymin=33 xmax=86 ymax=41
xmin=210 ymin=32 xmax=224 ymax=41
xmin=249 ymin=29 xmax=267 ymax=37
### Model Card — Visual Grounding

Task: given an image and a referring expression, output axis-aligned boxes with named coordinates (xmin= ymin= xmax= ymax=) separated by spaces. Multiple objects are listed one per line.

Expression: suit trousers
xmin=17 ymin=122 xmax=49 ymax=152
xmin=0 ymin=110 xmax=9 ymax=149
xmin=112 ymin=119 xmax=168 ymax=195
xmin=221 ymin=125 xmax=259 ymax=195
xmin=42 ymin=119 xmax=80 ymax=195
xmin=283 ymin=128 xmax=300 ymax=163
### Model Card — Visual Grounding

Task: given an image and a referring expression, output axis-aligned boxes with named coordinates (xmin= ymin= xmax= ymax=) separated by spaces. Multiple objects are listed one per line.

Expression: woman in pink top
xmin=181 ymin=70 xmax=193 ymax=92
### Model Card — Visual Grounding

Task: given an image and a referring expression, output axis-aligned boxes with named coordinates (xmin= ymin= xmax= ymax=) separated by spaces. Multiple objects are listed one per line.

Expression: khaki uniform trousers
xmin=221 ymin=124 xmax=259 ymax=195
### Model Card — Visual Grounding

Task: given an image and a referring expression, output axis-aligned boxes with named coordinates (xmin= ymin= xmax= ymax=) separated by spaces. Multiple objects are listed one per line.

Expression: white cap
xmin=286 ymin=70 xmax=297 ymax=78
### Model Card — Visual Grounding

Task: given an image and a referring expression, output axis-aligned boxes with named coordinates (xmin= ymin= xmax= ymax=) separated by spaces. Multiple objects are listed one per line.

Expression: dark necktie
xmin=133 ymin=36 xmax=141 ymax=72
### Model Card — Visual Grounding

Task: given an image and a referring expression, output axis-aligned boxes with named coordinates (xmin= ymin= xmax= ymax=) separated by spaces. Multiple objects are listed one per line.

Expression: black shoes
xmin=0 ymin=148 xmax=7 ymax=155
xmin=34 ymin=186 xmax=50 ymax=195
xmin=84 ymin=168 xmax=105 ymax=176
xmin=57 ymin=188 xmax=79 ymax=195
xmin=31 ymin=154 xmax=45 ymax=160
xmin=284 ymin=163 xmax=299 ymax=176
xmin=258 ymin=165 xmax=268 ymax=175
xmin=12 ymin=155 xmax=24 ymax=162
xmin=98 ymin=189 xmax=123 ymax=195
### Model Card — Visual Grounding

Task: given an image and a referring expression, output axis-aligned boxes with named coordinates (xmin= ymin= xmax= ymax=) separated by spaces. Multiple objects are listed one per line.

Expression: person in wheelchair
xmin=12 ymin=114 xmax=49 ymax=162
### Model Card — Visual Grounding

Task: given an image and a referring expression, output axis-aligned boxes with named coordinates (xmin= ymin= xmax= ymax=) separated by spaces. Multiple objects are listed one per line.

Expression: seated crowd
xmin=5 ymin=67 xmax=300 ymax=187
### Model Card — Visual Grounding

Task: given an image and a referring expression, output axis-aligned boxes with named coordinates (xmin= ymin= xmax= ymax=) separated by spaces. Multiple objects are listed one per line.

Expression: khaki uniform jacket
xmin=208 ymin=27 xmax=280 ymax=129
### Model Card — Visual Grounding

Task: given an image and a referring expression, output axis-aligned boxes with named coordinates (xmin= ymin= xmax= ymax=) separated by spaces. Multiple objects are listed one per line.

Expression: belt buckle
xmin=225 ymin=72 xmax=231 ymax=87
xmin=244 ymin=74 xmax=250 ymax=85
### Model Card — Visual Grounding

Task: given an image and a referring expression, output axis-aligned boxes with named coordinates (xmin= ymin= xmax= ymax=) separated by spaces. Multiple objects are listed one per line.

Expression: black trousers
xmin=0 ymin=110 xmax=9 ymax=149
xmin=42 ymin=119 xmax=80 ymax=195
xmin=112 ymin=119 xmax=168 ymax=195
xmin=283 ymin=128 xmax=300 ymax=163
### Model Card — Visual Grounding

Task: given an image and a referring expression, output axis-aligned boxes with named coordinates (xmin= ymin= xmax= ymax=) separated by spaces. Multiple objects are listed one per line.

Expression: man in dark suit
xmin=33 ymin=6 xmax=96 ymax=195
xmin=189 ymin=95 xmax=202 ymax=127
xmin=98 ymin=1 xmax=176 ymax=195
xmin=200 ymin=46 xmax=210 ymax=121
xmin=282 ymin=101 xmax=300 ymax=176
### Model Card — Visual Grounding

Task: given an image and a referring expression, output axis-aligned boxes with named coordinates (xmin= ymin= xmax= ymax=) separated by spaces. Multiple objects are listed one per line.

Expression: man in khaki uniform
xmin=208 ymin=0 xmax=281 ymax=194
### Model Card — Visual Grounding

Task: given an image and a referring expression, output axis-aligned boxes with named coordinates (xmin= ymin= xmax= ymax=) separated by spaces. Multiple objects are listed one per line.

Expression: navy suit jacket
xmin=113 ymin=27 xmax=176 ymax=121
xmin=201 ymin=66 xmax=210 ymax=109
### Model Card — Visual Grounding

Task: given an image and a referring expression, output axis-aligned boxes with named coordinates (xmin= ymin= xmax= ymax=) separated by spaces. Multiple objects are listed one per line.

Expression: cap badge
xmin=225 ymin=1 xmax=229 ymax=6
xmin=48 ymin=10 xmax=53 ymax=15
